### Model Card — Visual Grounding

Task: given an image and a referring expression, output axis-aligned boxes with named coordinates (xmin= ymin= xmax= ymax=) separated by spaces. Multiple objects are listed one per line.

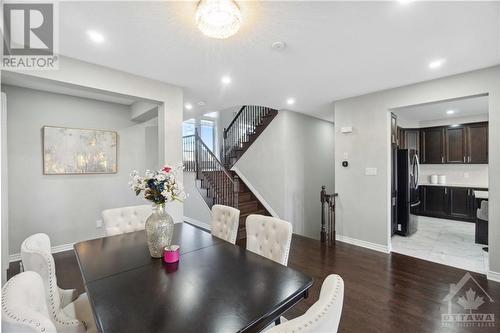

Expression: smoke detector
xmin=271 ymin=41 xmax=286 ymax=51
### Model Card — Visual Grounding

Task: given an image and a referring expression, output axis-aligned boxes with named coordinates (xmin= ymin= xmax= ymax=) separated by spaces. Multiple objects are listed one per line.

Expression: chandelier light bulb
xmin=195 ymin=0 xmax=242 ymax=39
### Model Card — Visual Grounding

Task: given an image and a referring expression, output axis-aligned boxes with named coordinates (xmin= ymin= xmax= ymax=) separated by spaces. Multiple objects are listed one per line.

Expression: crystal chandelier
xmin=195 ymin=0 xmax=242 ymax=39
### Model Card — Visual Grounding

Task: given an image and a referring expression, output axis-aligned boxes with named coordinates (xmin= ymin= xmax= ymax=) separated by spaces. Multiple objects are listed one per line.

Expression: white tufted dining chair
xmin=2 ymin=271 xmax=57 ymax=333
xmin=101 ymin=204 xmax=151 ymax=236
xmin=266 ymin=274 xmax=344 ymax=333
xmin=21 ymin=233 xmax=96 ymax=333
xmin=211 ymin=205 xmax=240 ymax=244
xmin=245 ymin=215 xmax=293 ymax=266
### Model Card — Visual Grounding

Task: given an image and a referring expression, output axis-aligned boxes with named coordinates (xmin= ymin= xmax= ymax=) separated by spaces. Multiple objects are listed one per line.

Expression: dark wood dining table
xmin=74 ymin=223 xmax=313 ymax=333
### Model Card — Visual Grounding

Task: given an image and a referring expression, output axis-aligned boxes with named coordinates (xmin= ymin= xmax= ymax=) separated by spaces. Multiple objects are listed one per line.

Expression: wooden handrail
xmin=321 ymin=186 xmax=338 ymax=244
xmin=223 ymin=105 xmax=246 ymax=138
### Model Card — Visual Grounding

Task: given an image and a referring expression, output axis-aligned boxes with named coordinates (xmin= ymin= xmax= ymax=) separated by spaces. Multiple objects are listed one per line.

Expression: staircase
xmin=183 ymin=105 xmax=278 ymax=239
xmin=222 ymin=105 xmax=278 ymax=168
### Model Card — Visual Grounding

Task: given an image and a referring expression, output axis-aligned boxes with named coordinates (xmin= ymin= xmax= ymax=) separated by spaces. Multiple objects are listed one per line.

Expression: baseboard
xmin=487 ymin=270 xmax=500 ymax=283
xmin=184 ymin=216 xmax=211 ymax=231
xmin=9 ymin=242 xmax=75 ymax=263
xmin=230 ymin=166 xmax=280 ymax=218
xmin=335 ymin=234 xmax=390 ymax=254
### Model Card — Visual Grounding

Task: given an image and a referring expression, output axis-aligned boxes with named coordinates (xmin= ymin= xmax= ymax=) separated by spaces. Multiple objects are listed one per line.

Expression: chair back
xmin=211 ymin=205 xmax=240 ymax=244
xmin=477 ymin=200 xmax=488 ymax=221
xmin=246 ymin=215 xmax=292 ymax=266
xmin=102 ymin=204 xmax=151 ymax=236
xmin=1 ymin=271 xmax=57 ymax=333
xmin=20 ymin=234 xmax=83 ymax=331
xmin=266 ymin=274 xmax=344 ymax=333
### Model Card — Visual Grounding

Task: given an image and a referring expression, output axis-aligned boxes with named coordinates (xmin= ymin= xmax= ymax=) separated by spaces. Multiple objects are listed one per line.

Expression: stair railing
xmin=320 ymin=186 xmax=338 ymax=244
xmin=182 ymin=132 xmax=239 ymax=208
xmin=222 ymin=105 xmax=275 ymax=166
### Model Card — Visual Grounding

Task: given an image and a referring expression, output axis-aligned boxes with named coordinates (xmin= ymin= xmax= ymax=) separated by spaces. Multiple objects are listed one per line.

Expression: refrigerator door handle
xmin=410 ymin=200 xmax=421 ymax=207
xmin=413 ymin=154 xmax=420 ymax=189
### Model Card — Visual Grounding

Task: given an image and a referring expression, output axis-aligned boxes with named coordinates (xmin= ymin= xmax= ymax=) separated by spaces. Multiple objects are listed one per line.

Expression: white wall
xmin=3 ymin=56 xmax=184 ymax=222
xmin=333 ymin=66 xmax=500 ymax=280
xmin=183 ymin=172 xmax=212 ymax=229
xmin=234 ymin=111 xmax=335 ymax=239
xmin=2 ymin=85 xmax=158 ymax=253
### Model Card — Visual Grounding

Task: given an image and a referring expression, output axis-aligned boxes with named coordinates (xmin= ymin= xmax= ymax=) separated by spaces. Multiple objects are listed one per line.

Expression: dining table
xmin=74 ymin=222 xmax=313 ymax=333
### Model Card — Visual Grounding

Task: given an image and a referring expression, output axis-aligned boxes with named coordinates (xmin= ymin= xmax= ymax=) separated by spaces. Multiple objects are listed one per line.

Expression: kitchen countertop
xmin=474 ymin=190 xmax=489 ymax=199
xmin=418 ymin=183 xmax=488 ymax=189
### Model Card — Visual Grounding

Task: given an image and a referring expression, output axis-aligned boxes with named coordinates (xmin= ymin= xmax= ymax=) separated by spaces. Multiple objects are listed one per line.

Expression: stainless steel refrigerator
xmin=395 ymin=149 xmax=420 ymax=236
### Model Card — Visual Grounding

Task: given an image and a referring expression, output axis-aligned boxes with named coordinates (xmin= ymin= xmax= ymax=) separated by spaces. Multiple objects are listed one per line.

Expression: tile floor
xmin=391 ymin=216 xmax=489 ymax=274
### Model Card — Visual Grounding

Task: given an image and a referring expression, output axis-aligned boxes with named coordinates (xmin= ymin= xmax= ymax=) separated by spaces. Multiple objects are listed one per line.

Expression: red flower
xmin=162 ymin=166 xmax=172 ymax=173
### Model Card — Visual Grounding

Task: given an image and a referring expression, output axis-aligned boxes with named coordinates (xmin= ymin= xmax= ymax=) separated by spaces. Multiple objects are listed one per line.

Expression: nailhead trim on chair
xmin=23 ymin=240 xmax=85 ymax=328
xmin=1 ymin=277 xmax=47 ymax=333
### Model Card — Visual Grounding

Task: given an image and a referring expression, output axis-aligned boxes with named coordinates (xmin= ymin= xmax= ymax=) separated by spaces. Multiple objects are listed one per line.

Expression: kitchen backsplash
xmin=419 ymin=164 xmax=488 ymax=187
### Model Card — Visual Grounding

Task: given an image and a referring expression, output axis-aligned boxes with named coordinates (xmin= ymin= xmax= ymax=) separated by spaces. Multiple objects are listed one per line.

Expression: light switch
xmin=365 ymin=167 xmax=377 ymax=176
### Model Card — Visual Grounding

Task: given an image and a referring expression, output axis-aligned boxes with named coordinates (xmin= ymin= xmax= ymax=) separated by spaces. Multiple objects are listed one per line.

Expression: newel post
xmin=233 ymin=175 xmax=239 ymax=209
xmin=320 ymin=185 xmax=327 ymax=243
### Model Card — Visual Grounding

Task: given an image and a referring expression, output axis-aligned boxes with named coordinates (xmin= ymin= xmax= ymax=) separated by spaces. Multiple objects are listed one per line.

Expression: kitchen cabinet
xmin=420 ymin=186 xmax=447 ymax=216
xmin=421 ymin=127 xmax=445 ymax=164
xmin=467 ymin=122 xmax=488 ymax=163
xmin=419 ymin=122 xmax=488 ymax=164
xmin=445 ymin=126 xmax=466 ymax=163
xmin=416 ymin=185 xmax=486 ymax=222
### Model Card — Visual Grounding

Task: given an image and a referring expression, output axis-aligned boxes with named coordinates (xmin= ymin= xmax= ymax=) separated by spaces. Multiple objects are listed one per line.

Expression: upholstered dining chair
xmin=21 ymin=233 xmax=96 ymax=333
xmin=266 ymin=274 xmax=345 ymax=333
xmin=245 ymin=215 xmax=293 ymax=266
xmin=2 ymin=271 xmax=57 ymax=333
xmin=211 ymin=204 xmax=240 ymax=244
xmin=101 ymin=204 xmax=151 ymax=236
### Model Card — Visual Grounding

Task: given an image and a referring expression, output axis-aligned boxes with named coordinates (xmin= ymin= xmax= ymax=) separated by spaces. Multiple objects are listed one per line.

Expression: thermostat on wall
xmin=340 ymin=126 xmax=353 ymax=133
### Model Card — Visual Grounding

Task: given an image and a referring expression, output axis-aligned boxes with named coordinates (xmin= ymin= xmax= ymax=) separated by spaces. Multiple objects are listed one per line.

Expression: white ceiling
xmin=57 ymin=1 xmax=500 ymax=121
xmin=393 ymin=95 xmax=489 ymax=122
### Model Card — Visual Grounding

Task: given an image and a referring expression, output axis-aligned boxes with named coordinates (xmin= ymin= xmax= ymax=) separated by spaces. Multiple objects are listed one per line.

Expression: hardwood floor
xmin=8 ymin=234 xmax=500 ymax=332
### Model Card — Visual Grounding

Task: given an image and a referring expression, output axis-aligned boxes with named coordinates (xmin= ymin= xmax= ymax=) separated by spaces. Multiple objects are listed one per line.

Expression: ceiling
xmin=392 ymin=95 xmax=489 ymax=122
xmin=56 ymin=1 xmax=500 ymax=121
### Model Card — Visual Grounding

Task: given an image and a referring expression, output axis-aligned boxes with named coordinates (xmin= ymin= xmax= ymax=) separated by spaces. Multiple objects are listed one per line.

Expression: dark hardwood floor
xmin=8 ymin=234 xmax=500 ymax=333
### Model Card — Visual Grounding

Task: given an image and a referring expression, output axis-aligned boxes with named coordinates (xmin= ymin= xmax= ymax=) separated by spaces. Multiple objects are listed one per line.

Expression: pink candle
xmin=163 ymin=245 xmax=180 ymax=263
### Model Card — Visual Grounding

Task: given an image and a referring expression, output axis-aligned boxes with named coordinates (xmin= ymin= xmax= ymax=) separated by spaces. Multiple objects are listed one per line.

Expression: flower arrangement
xmin=129 ymin=164 xmax=187 ymax=205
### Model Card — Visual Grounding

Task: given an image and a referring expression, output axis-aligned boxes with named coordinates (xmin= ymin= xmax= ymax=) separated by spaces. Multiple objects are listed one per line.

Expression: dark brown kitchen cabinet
xmin=421 ymin=186 xmax=447 ymax=216
xmin=467 ymin=122 xmax=488 ymax=163
xmin=419 ymin=122 xmax=488 ymax=164
xmin=445 ymin=126 xmax=466 ymax=163
xmin=421 ymin=127 xmax=445 ymax=164
xmin=448 ymin=187 xmax=472 ymax=219
xmin=416 ymin=185 xmax=486 ymax=222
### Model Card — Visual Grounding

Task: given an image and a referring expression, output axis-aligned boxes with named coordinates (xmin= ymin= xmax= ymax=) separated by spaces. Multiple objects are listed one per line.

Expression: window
xmin=200 ymin=119 xmax=215 ymax=152
xmin=182 ymin=119 xmax=195 ymax=136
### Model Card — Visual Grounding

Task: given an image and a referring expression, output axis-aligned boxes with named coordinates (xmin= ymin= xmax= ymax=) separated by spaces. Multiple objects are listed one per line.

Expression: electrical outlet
xmin=96 ymin=219 xmax=103 ymax=228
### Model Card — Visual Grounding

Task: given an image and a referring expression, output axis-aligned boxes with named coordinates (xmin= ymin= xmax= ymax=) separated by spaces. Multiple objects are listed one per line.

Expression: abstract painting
xmin=43 ymin=126 xmax=118 ymax=174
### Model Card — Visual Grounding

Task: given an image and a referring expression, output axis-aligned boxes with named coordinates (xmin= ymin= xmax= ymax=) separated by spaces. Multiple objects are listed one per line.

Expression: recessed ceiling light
xmin=446 ymin=110 xmax=455 ymax=115
xmin=185 ymin=103 xmax=193 ymax=110
xmin=197 ymin=101 xmax=206 ymax=106
xmin=286 ymin=98 xmax=295 ymax=105
xmin=86 ymin=30 xmax=105 ymax=43
xmin=221 ymin=76 xmax=232 ymax=85
xmin=428 ymin=58 xmax=446 ymax=69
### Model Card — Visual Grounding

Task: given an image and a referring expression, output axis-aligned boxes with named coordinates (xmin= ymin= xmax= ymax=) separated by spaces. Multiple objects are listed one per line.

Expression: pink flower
xmin=162 ymin=166 xmax=172 ymax=173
